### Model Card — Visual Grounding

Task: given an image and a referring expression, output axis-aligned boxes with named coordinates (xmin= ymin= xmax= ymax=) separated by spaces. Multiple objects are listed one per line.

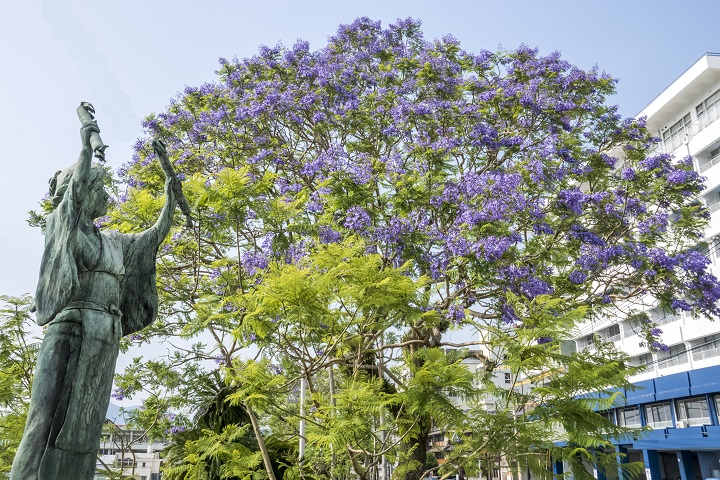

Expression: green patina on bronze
xmin=11 ymin=103 xmax=184 ymax=480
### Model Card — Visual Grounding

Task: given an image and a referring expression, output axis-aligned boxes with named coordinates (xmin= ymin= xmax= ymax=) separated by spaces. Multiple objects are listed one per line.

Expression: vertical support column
xmin=707 ymin=394 xmax=719 ymax=426
xmin=616 ymin=447 xmax=629 ymax=480
xmin=677 ymin=451 xmax=696 ymax=480
xmin=697 ymin=451 xmax=720 ymax=480
xmin=589 ymin=448 xmax=603 ymax=480
xmin=642 ymin=450 xmax=661 ymax=480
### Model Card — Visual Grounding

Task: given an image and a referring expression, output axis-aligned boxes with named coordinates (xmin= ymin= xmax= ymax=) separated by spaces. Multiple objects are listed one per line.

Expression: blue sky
xmin=1 ymin=0 xmax=719 ymax=298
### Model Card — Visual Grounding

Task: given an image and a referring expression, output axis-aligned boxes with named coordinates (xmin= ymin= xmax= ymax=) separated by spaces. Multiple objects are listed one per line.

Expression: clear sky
xmin=1 ymin=0 xmax=719 ymax=299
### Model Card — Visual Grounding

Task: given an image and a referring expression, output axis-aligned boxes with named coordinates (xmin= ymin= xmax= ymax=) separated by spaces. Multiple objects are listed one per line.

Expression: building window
xmin=652 ymin=308 xmax=680 ymax=326
xmin=656 ymin=343 xmax=688 ymax=369
xmin=692 ymin=334 xmax=720 ymax=361
xmin=662 ymin=114 xmax=692 ymax=151
xmin=629 ymin=353 xmax=652 ymax=368
xmin=697 ymin=90 xmax=720 ymax=130
xmin=714 ymin=396 xmax=720 ymax=419
xmin=675 ymin=397 xmax=711 ymax=426
xmin=617 ymin=407 xmax=641 ymax=427
xmin=623 ymin=318 xmax=644 ymax=338
xmin=645 ymin=402 xmax=673 ymax=429
xmin=579 ymin=334 xmax=596 ymax=351
xmin=604 ymin=324 xmax=621 ymax=342
xmin=504 ymin=373 xmax=511 ymax=384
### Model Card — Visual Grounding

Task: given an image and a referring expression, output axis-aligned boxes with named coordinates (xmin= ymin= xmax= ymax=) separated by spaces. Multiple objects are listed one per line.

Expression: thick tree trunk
xmin=397 ymin=414 xmax=432 ymax=480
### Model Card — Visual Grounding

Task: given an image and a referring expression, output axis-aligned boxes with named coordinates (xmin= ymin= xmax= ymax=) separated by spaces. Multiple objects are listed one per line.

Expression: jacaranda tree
xmin=105 ymin=17 xmax=720 ymax=480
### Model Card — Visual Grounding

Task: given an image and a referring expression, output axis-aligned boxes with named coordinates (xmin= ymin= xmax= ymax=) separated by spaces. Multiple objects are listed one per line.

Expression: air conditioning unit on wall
xmin=676 ymin=420 xmax=686 ymax=428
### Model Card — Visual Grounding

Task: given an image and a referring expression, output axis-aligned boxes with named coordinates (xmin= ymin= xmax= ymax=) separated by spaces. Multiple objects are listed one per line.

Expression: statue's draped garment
xmin=11 ymin=172 xmax=163 ymax=480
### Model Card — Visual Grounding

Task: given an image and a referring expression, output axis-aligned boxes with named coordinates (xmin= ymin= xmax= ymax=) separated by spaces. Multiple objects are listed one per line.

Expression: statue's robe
xmin=11 ymin=174 xmax=163 ymax=480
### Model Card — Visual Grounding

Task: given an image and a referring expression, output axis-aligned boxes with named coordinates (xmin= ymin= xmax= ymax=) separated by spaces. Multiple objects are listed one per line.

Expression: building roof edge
xmin=634 ymin=52 xmax=720 ymax=118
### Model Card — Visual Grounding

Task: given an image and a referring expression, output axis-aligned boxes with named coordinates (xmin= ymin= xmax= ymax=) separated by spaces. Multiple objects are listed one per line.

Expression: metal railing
xmin=657 ymin=352 xmax=689 ymax=369
xmin=656 ymin=314 xmax=680 ymax=326
xmin=708 ymin=202 xmax=720 ymax=215
xmin=700 ymin=150 xmax=720 ymax=172
xmin=692 ymin=345 xmax=720 ymax=361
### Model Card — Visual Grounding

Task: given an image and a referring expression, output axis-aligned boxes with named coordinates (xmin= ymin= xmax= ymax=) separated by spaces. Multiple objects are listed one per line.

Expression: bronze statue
xmin=11 ymin=103 xmax=187 ymax=479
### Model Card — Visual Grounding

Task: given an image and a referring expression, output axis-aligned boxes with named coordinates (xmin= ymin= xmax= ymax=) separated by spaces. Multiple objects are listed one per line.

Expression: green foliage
xmin=162 ymin=424 xmax=260 ymax=480
xmin=0 ymin=295 xmax=38 ymax=475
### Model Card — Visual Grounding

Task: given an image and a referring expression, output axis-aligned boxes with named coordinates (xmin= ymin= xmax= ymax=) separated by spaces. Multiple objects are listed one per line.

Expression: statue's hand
xmin=152 ymin=138 xmax=167 ymax=157
xmin=80 ymin=120 xmax=100 ymax=148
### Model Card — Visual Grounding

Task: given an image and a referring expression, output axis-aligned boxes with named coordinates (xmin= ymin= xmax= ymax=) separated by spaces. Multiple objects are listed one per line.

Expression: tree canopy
xmin=52 ymin=17 xmax=720 ymax=480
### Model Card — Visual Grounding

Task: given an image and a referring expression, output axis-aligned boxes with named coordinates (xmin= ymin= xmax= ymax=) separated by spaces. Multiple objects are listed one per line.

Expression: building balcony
xmin=705 ymin=207 xmax=720 ymax=239
xmin=605 ymin=333 xmax=621 ymax=343
xmin=708 ymin=201 xmax=720 ymax=215
xmin=700 ymin=156 xmax=720 ymax=173
xmin=693 ymin=346 xmax=720 ymax=362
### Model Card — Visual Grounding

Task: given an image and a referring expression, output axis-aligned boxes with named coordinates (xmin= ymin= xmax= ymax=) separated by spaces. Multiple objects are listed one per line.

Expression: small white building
xmin=94 ymin=424 xmax=166 ymax=480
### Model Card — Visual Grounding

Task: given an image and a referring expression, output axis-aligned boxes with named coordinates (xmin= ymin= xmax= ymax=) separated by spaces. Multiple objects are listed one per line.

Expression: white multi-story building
xmin=560 ymin=53 xmax=720 ymax=480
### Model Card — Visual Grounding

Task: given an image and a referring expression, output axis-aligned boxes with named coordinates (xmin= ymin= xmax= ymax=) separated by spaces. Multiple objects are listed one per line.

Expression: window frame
xmin=644 ymin=402 xmax=673 ymax=429
xmin=675 ymin=396 xmax=711 ymax=427
xmin=617 ymin=406 xmax=641 ymax=427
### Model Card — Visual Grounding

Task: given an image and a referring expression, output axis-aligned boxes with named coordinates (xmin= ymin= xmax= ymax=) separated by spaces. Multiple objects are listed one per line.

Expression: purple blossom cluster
xmin=241 ymin=251 xmax=269 ymax=276
xmin=499 ymin=265 xmax=554 ymax=300
xmin=111 ymin=387 xmax=126 ymax=401
xmin=446 ymin=303 xmax=465 ymax=325
xmin=118 ymin=17 xmax=719 ymax=331
xmin=344 ymin=206 xmax=371 ymax=232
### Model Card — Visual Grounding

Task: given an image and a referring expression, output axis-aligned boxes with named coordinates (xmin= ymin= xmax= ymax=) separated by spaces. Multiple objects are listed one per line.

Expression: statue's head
xmin=49 ymin=164 xmax=109 ymax=219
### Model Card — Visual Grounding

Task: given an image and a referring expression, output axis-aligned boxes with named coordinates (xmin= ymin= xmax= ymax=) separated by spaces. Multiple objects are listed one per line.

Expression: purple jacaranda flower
xmin=319 ymin=226 xmax=342 ymax=244
xmin=671 ymin=299 xmax=692 ymax=311
xmin=638 ymin=212 xmax=669 ymax=234
xmin=677 ymin=250 xmax=710 ymax=273
xmin=241 ymin=251 xmax=269 ymax=276
xmin=446 ymin=303 xmax=465 ymax=325
xmin=520 ymin=277 xmax=554 ymax=298
xmin=501 ymin=303 xmax=519 ymax=324
xmin=568 ymin=270 xmax=587 ymax=285
xmin=557 ymin=188 xmax=588 ymax=215
xmin=667 ymin=169 xmax=695 ymax=185
xmin=344 ymin=206 xmax=371 ymax=231
xmin=621 ymin=168 xmax=635 ymax=180
xmin=111 ymin=387 xmax=126 ymax=401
